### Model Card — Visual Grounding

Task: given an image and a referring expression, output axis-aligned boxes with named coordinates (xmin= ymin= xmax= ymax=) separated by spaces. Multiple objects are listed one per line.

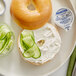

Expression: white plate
xmin=0 ymin=0 xmax=76 ymax=76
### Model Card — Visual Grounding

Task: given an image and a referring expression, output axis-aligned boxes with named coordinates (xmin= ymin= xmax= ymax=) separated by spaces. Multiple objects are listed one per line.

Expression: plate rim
xmin=44 ymin=42 xmax=76 ymax=76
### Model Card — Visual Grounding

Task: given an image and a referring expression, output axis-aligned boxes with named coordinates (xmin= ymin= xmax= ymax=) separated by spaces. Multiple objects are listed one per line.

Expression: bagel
xmin=18 ymin=23 xmax=61 ymax=65
xmin=10 ymin=0 xmax=52 ymax=30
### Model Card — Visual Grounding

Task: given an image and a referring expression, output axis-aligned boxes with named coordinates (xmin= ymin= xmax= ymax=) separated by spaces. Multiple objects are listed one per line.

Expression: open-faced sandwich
xmin=18 ymin=23 xmax=61 ymax=65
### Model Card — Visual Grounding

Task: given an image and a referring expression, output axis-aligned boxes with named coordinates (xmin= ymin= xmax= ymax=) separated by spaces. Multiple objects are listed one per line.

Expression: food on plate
xmin=54 ymin=8 xmax=74 ymax=31
xmin=20 ymin=31 xmax=41 ymax=59
xmin=18 ymin=23 xmax=61 ymax=65
xmin=0 ymin=23 xmax=15 ymax=56
xmin=10 ymin=0 xmax=52 ymax=30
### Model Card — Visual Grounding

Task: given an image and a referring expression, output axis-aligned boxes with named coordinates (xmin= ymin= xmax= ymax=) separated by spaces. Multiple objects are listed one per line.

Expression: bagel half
xmin=18 ymin=23 xmax=61 ymax=65
xmin=10 ymin=0 xmax=52 ymax=30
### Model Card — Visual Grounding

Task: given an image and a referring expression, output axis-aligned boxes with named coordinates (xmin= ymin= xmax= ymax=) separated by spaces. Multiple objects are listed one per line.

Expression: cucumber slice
xmin=23 ymin=44 xmax=41 ymax=59
xmin=20 ymin=34 xmax=27 ymax=51
xmin=1 ymin=40 xmax=13 ymax=54
xmin=22 ymin=36 xmax=34 ymax=49
xmin=6 ymin=32 xmax=12 ymax=39
xmin=0 ymin=32 xmax=6 ymax=40
xmin=23 ymin=46 xmax=35 ymax=58
xmin=0 ymin=39 xmax=5 ymax=50
xmin=20 ymin=31 xmax=35 ymax=50
xmin=32 ymin=44 xmax=41 ymax=59
xmin=0 ymin=38 xmax=7 ymax=54
xmin=21 ymin=31 xmax=34 ymax=41
xmin=0 ymin=25 xmax=10 ymax=33
xmin=0 ymin=32 xmax=14 ymax=54
xmin=0 ymin=25 xmax=11 ymax=40
xmin=0 ymin=38 xmax=10 ymax=54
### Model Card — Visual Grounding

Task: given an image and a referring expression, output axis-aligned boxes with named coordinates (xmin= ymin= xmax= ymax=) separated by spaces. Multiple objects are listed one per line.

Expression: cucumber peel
xmin=20 ymin=31 xmax=41 ymax=59
xmin=32 ymin=44 xmax=41 ymax=59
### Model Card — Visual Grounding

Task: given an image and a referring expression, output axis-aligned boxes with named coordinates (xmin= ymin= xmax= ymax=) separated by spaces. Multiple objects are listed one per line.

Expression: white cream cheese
xmin=19 ymin=23 xmax=61 ymax=64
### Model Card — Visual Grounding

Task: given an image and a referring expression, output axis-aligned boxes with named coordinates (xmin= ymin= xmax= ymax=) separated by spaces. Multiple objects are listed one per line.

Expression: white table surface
xmin=49 ymin=59 xmax=69 ymax=76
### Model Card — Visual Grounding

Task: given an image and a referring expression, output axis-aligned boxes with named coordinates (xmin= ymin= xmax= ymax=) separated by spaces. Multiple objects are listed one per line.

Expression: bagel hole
xmin=27 ymin=3 xmax=36 ymax=10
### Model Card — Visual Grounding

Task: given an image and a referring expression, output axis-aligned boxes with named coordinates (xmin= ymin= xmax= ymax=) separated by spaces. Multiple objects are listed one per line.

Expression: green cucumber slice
xmin=0 ymin=39 xmax=5 ymax=50
xmin=23 ymin=44 xmax=41 ymax=59
xmin=23 ymin=44 xmax=35 ymax=58
xmin=0 ymin=38 xmax=10 ymax=54
xmin=23 ymin=46 xmax=35 ymax=58
xmin=0 ymin=38 xmax=7 ymax=53
xmin=20 ymin=34 xmax=27 ymax=51
xmin=22 ymin=36 xmax=34 ymax=49
xmin=0 ymin=25 xmax=11 ymax=40
xmin=6 ymin=32 xmax=12 ymax=39
xmin=21 ymin=31 xmax=34 ymax=41
xmin=1 ymin=40 xmax=13 ymax=54
xmin=0 ymin=25 xmax=10 ymax=34
xmin=32 ymin=44 xmax=41 ymax=59
xmin=0 ymin=32 xmax=6 ymax=40
xmin=20 ymin=31 xmax=35 ymax=50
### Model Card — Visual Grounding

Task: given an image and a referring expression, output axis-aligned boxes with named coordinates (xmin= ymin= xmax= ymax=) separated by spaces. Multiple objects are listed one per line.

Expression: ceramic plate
xmin=0 ymin=0 xmax=76 ymax=76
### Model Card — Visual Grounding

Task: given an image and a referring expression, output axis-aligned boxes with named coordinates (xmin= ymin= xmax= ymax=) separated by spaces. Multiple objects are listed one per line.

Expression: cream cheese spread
xmin=19 ymin=23 xmax=61 ymax=63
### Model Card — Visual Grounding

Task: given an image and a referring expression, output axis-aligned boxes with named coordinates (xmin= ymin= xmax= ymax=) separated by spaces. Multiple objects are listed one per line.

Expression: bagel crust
xmin=10 ymin=0 xmax=52 ymax=30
